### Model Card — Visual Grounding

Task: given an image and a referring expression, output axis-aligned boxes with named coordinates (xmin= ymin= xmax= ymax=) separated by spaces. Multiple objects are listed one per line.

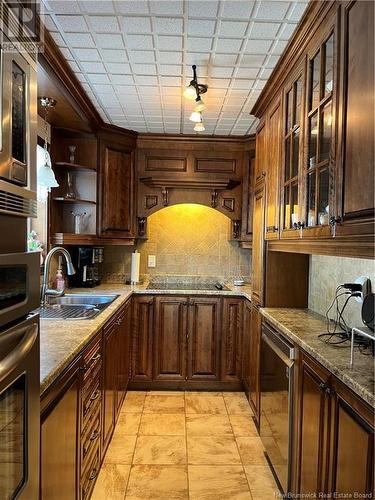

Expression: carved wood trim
xmin=140 ymin=177 xmax=240 ymax=190
xmin=144 ymin=195 xmax=158 ymax=210
xmin=222 ymin=198 xmax=235 ymax=212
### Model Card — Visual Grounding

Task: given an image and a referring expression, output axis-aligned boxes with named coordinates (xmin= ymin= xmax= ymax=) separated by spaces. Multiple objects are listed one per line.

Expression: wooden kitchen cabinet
xmin=265 ymin=98 xmax=282 ymax=240
xmin=241 ymin=299 xmax=252 ymax=396
xmin=41 ymin=357 xmax=81 ymax=500
xmin=249 ymin=302 xmax=261 ymax=424
xmin=115 ymin=300 xmax=132 ymax=416
xmin=335 ymin=0 xmax=374 ymax=238
xmin=154 ymin=296 xmax=188 ymax=381
xmin=132 ymin=295 xmax=154 ymax=381
xmin=251 ymin=182 xmax=266 ymax=305
xmin=187 ymin=297 xmax=222 ymax=381
xmin=294 ymin=350 xmax=374 ymax=497
xmin=222 ymin=297 xmax=243 ymax=382
xmin=98 ymin=139 xmax=135 ymax=240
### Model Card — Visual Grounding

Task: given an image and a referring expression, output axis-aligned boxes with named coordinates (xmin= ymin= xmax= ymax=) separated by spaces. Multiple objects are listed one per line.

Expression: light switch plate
xmin=148 ymin=255 xmax=156 ymax=268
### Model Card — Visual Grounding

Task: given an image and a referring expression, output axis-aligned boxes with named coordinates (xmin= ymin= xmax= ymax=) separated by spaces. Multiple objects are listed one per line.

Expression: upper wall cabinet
xmin=335 ymin=0 xmax=374 ymax=238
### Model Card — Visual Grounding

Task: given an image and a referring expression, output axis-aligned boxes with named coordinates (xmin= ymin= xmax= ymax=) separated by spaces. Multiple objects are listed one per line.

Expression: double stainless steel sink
xmin=39 ymin=293 xmax=119 ymax=320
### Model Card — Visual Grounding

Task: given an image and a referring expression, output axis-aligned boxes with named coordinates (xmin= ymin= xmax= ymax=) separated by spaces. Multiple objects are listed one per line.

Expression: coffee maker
xmin=68 ymin=247 xmax=104 ymax=288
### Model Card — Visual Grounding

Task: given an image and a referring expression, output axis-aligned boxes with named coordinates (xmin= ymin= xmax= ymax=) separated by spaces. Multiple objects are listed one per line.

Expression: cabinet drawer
xmin=82 ymin=379 xmax=101 ymax=430
xmin=80 ymin=443 xmax=100 ymax=500
xmin=82 ymin=339 xmax=102 ymax=385
xmin=81 ymin=404 xmax=101 ymax=471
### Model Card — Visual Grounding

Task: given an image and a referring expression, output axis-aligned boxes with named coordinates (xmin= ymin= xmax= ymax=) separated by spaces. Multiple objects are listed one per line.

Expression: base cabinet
xmin=132 ymin=296 xmax=154 ymax=381
xmin=294 ymin=350 xmax=374 ymax=497
xmin=222 ymin=298 xmax=243 ymax=382
xmin=241 ymin=299 xmax=252 ymax=395
xmin=249 ymin=302 xmax=261 ymax=423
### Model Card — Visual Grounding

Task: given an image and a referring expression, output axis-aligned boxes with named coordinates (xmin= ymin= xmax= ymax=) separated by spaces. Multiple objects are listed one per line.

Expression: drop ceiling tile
xmin=186 ymin=52 xmax=211 ymax=65
xmin=221 ymin=1 xmax=255 ymax=19
xmin=158 ymin=51 xmax=183 ymax=64
xmin=55 ymin=15 xmax=88 ymax=32
xmin=100 ymin=49 xmax=128 ymax=63
xmin=93 ymin=84 xmax=115 ymax=93
xmin=150 ymin=0 xmax=184 ymax=15
xmin=244 ymin=38 xmax=273 ymax=53
xmin=80 ymin=61 xmax=106 ymax=73
xmin=279 ymin=22 xmax=298 ymax=40
xmin=128 ymin=50 xmax=155 ymax=63
xmin=232 ymin=79 xmax=254 ymax=90
xmin=138 ymin=86 xmax=160 ymax=95
xmin=158 ymin=35 xmax=183 ymax=50
xmin=188 ymin=1 xmax=219 ymax=18
xmin=187 ymin=37 xmax=213 ymax=52
xmin=240 ymin=53 xmax=266 ymax=66
xmin=212 ymin=53 xmax=238 ymax=66
xmin=135 ymin=75 xmax=159 ymax=85
xmin=126 ymin=34 xmax=154 ymax=50
xmin=187 ymin=19 xmax=216 ymax=37
xmin=161 ymin=87 xmax=182 ymax=95
xmin=48 ymin=1 xmax=81 ymax=14
xmin=254 ymin=79 xmax=267 ymax=90
xmin=50 ymin=32 xmax=66 ymax=46
xmin=80 ymin=1 xmax=115 ymax=14
xmin=105 ymin=62 xmax=132 ymax=74
xmin=219 ymin=20 xmax=248 ymax=37
xmin=87 ymin=73 xmax=111 ymax=84
xmin=216 ymin=38 xmax=243 ymax=53
xmin=160 ymin=76 xmax=182 ymax=86
xmin=132 ymin=63 xmax=157 ymax=75
xmin=272 ymin=40 xmax=288 ymax=55
xmin=159 ymin=65 xmax=182 ymax=76
xmin=236 ymin=67 xmax=259 ymax=78
xmin=256 ymin=1 xmax=290 ymax=21
xmin=73 ymin=48 xmax=101 ymax=61
xmin=259 ymin=67 xmax=274 ymax=79
xmin=250 ymin=21 xmax=281 ymax=38
xmin=228 ymin=89 xmax=251 ymax=98
xmin=115 ymin=0 xmax=149 ymax=14
xmin=121 ymin=16 xmax=152 ymax=34
xmin=209 ymin=66 xmax=233 ymax=78
xmin=154 ymin=18 xmax=183 ymax=35
xmin=64 ymin=32 xmax=95 ymax=48
xmin=95 ymin=33 xmax=124 ymax=49
xmin=88 ymin=15 xmax=120 ymax=32
xmin=264 ymin=54 xmax=280 ymax=67
xmin=288 ymin=2 xmax=308 ymax=21
xmin=116 ymin=84 xmax=137 ymax=94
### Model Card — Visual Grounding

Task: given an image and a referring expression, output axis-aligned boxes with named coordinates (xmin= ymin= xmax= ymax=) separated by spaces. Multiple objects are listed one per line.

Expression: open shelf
xmin=51 ymin=233 xmax=136 ymax=246
xmin=54 ymin=162 xmax=97 ymax=172
xmin=52 ymin=197 xmax=97 ymax=205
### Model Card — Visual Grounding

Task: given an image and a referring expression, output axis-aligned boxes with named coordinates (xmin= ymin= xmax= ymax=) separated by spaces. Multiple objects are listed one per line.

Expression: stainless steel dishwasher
xmin=260 ymin=322 xmax=296 ymax=495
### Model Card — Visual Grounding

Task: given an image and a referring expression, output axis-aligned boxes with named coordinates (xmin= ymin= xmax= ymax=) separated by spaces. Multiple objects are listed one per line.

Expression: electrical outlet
xmin=354 ymin=276 xmax=371 ymax=303
xmin=148 ymin=255 xmax=156 ymax=268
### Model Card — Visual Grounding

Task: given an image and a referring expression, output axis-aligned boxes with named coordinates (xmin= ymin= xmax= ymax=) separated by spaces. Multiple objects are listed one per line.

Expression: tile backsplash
xmin=102 ymin=204 xmax=251 ymax=283
xmin=308 ymin=255 xmax=375 ymax=328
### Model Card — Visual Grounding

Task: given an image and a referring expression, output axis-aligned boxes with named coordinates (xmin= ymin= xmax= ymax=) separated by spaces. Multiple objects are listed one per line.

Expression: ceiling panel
xmin=41 ymin=0 xmax=308 ymax=135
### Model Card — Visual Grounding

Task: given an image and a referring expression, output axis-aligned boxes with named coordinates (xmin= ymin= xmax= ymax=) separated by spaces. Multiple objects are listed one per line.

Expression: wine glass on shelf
xmin=71 ymin=210 xmax=87 ymax=234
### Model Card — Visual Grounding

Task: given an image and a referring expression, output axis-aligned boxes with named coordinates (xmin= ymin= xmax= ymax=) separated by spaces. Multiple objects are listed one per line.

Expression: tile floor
xmin=92 ymin=391 xmax=279 ymax=500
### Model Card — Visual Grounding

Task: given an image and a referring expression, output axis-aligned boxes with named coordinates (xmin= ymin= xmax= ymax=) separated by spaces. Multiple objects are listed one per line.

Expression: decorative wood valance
xmin=139 ymin=177 xmax=240 ymax=190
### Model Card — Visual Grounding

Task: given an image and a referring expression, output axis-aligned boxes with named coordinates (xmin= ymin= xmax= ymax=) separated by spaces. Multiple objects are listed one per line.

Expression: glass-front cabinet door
xmin=280 ymin=62 xmax=306 ymax=238
xmin=303 ymin=25 xmax=337 ymax=236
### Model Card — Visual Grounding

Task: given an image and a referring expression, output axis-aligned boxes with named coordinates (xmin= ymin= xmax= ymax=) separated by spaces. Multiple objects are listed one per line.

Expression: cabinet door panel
xmin=295 ymin=353 xmax=330 ymax=494
xmin=154 ymin=297 xmax=187 ymax=381
xmin=251 ymin=184 xmax=265 ymax=304
xmin=329 ymin=380 xmax=374 ymax=496
xmin=249 ymin=303 xmax=261 ymax=422
xmin=102 ymin=324 xmax=117 ymax=453
xmin=99 ymin=142 xmax=135 ymax=238
xmin=222 ymin=298 xmax=243 ymax=381
xmin=188 ymin=298 xmax=221 ymax=380
xmin=241 ymin=300 xmax=252 ymax=396
xmin=132 ymin=296 xmax=154 ymax=381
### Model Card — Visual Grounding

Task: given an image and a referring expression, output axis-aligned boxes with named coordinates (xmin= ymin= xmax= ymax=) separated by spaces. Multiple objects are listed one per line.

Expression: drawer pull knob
xmin=91 ymin=353 xmax=101 ymax=363
xmin=90 ymin=390 xmax=100 ymax=402
xmin=90 ymin=429 xmax=99 ymax=442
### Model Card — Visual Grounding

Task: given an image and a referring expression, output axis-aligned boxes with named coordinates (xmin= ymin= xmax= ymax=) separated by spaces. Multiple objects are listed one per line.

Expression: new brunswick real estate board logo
xmin=0 ymin=1 xmax=44 ymax=53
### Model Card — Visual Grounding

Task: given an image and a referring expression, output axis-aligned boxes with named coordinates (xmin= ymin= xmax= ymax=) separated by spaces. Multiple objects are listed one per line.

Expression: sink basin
xmin=48 ymin=293 xmax=119 ymax=308
xmin=40 ymin=304 xmax=100 ymax=320
xmin=40 ymin=293 xmax=119 ymax=320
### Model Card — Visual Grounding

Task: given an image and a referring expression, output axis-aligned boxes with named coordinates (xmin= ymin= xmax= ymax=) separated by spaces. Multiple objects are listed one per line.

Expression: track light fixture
xmin=184 ymin=65 xmax=208 ymax=133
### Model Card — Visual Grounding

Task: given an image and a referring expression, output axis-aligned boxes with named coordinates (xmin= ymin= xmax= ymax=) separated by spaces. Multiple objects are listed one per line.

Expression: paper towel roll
xmin=130 ymin=250 xmax=140 ymax=284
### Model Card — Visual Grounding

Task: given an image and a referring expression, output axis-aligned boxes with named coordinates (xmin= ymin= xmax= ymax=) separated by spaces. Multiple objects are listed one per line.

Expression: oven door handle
xmin=262 ymin=332 xmax=294 ymax=368
xmin=0 ymin=324 xmax=38 ymax=382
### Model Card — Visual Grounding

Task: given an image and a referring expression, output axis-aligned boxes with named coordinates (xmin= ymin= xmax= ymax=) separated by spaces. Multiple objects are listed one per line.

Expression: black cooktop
xmin=147 ymin=282 xmax=230 ymax=291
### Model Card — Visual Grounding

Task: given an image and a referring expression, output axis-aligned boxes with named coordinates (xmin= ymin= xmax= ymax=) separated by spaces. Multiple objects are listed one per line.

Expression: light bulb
xmin=194 ymin=122 xmax=205 ymax=132
xmin=189 ymin=111 xmax=202 ymax=123
xmin=184 ymin=84 xmax=197 ymax=100
xmin=195 ymin=98 xmax=205 ymax=112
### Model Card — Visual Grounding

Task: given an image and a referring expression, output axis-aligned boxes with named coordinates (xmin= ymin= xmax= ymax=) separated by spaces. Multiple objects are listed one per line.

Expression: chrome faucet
xmin=40 ymin=247 xmax=76 ymax=307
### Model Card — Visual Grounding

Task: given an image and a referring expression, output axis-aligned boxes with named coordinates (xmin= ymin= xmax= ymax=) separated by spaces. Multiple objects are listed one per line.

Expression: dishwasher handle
xmin=262 ymin=331 xmax=295 ymax=368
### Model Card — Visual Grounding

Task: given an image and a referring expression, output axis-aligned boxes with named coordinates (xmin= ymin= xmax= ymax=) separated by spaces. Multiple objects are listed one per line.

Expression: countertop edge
xmin=260 ymin=308 xmax=374 ymax=408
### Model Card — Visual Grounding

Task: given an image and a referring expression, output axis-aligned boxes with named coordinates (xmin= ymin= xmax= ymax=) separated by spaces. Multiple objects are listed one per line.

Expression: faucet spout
xmin=40 ymin=247 xmax=76 ymax=307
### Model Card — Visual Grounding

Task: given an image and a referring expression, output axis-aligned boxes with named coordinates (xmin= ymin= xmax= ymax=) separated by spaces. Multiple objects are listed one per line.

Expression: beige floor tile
xmin=125 ymin=465 xmax=188 ymax=499
xmin=122 ymin=393 xmax=146 ymax=413
xmin=185 ymin=394 xmax=227 ymax=414
xmin=188 ymin=465 xmax=252 ymax=500
xmin=91 ymin=464 xmax=130 ymax=500
xmin=186 ymin=414 xmax=232 ymax=436
xmin=224 ymin=396 xmax=253 ymax=415
xmin=104 ymin=434 xmax=137 ymax=465
xmin=222 ymin=392 xmax=248 ymax=400
xmin=187 ymin=436 xmax=241 ymax=465
xmin=133 ymin=435 xmax=187 ymax=465
xmin=185 ymin=391 xmax=223 ymax=397
xmin=143 ymin=395 xmax=185 ymax=414
xmin=244 ymin=465 xmax=279 ymax=500
xmin=139 ymin=413 xmax=186 ymax=436
xmin=116 ymin=413 xmax=142 ymax=435
xmin=236 ymin=437 xmax=267 ymax=465
xmin=229 ymin=415 xmax=259 ymax=437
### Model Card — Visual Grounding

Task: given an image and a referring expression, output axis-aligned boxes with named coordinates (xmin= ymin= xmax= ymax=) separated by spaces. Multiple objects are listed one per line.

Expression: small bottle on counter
xmin=55 ymin=257 xmax=65 ymax=291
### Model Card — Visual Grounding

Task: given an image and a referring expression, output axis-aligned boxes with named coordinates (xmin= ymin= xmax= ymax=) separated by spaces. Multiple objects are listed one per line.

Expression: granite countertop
xmin=261 ymin=308 xmax=374 ymax=408
xmin=40 ymin=282 xmax=252 ymax=396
